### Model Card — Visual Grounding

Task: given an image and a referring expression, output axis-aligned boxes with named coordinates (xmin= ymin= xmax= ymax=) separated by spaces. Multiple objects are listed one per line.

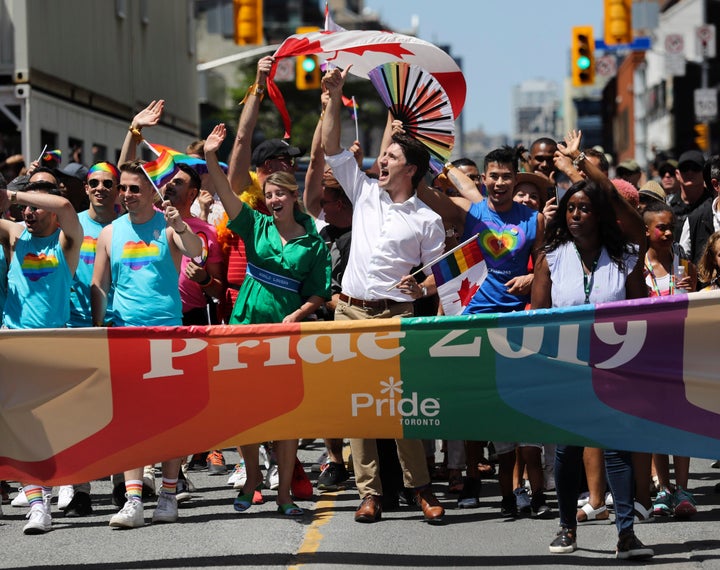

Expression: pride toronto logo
xmin=350 ymin=377 xmax=441 ymax=426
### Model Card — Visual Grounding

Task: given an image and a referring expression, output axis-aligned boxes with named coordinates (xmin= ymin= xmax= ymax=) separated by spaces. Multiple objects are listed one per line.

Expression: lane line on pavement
xmin=289 ymin=490 xmax=338 ymax=568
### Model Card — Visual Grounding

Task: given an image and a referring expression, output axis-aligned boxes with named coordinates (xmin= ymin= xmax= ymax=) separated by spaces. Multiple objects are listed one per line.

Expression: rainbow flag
xmin=42 ymin=149 xmax=62 ymax=164
xmin=342 ymin=95 xmax=359 ymax=119
xmin=431 ymin=235 xmax=487 ymax=315
xmin=141 ymin=150 xmax=178 ymax=189
xmin=149 ymin=143 xmax=228 ymax=174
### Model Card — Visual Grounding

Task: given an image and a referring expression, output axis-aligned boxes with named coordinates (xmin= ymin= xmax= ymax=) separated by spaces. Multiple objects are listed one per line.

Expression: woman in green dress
xmin=205 ymin=124 xmax=331 ymax=516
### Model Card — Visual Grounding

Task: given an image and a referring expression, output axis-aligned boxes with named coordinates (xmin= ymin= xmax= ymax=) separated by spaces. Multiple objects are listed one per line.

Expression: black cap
xmin=251 ymin=139 xmax=302 ymax=167
xmin=57 ymin=162 xmax=89 ymax=181
xmin=678 ymin=150 xmax=704 ymax=170
xmin=7 ymin=174 xmax=29 ymax=191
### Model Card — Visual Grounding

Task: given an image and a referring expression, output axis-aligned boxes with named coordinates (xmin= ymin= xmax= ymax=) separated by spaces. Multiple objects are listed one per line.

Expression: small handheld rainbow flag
xmin=430 ymin=234 xmax=487 ymax=315
xmin=42 ymin=149 xmax=62 ymax=164
xmin=147 ymin=142 xmax=229 ymax=174
xmin=141 ymin=150 xmax=179 ymax=190
xmin=341 ymin=95 xmax=359 ymax=120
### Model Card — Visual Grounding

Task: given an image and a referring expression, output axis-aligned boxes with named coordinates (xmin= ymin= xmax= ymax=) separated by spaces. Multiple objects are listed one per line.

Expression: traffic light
xmin=296 ymin=55 xmax=321 ymax=90
xmin=571 ymin=26 xmax=596 ymax=87
xmin=604 ymin=0 xmax=633 ymax=46
xmin=233 ymin=0 xmax=263 ymax=46
xmin=695 ymin=123 xmax=709 ymax=152
xmin=295 ymin=27 xmax=321 ymax=90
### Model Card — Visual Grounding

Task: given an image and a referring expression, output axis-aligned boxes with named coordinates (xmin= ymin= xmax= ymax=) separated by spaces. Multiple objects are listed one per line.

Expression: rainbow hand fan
xmin=368 ymin=61 xmax=454 ymax=174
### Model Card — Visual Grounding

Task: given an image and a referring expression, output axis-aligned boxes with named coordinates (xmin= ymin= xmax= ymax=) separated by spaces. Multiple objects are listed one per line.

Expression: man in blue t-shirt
xmin=445 ymin=146 xmax=549 ymax=519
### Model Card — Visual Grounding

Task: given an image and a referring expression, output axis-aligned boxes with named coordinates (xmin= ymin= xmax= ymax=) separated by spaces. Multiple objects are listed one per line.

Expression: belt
xmin=338 ymin=292 xmax=402 ymax=310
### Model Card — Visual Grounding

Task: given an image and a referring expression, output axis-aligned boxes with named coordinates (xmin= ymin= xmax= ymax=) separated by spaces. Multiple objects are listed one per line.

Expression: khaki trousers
xmin=349 ymin=437 xmax=431 ymax=498
xmin=335 ymin=295 xmax=426 ymax=497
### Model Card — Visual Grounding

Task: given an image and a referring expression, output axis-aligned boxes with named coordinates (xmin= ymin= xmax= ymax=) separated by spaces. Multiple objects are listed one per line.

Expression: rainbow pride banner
xmin=2 ymin=291 xmax=720 ymax=485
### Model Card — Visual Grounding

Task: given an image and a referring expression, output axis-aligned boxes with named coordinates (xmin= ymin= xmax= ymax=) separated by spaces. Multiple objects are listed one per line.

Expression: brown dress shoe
xmin=415 ymin=487 xmax=445 ymax=524
xmin=355 ymin=494 xmax=382 ymax=523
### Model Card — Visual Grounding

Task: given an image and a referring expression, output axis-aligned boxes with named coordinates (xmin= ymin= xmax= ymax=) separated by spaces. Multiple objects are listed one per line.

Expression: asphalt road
xmin=3 ymin=444 xmax=720 ymax=569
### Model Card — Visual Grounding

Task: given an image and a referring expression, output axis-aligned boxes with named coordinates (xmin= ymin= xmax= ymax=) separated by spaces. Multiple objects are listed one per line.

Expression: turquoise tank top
xmin=110 ymin=211 xmax=181 ymax=326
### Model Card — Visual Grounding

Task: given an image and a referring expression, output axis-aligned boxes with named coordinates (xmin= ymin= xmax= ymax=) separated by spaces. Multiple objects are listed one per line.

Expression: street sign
xmin=696 ymin=25 xmax=716 ymax=58
xmin=666 ymin=53 xmax=686 ymax=77
xmin=274 ymin=57 xmax=295 ymax=82
xmin=694 ymin=88 xmax=718 ymax=121
xmin=665 ymin=34 xmax=684 ymax=54
xmin=595 ymin=37 xmax=652 ymax=51
xmin=596 ymin=55 xmax=617 ymax=77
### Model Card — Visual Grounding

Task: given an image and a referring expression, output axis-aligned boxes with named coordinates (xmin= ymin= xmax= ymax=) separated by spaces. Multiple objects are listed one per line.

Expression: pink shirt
xmin=179 ymin=216 xmax=224 ymax=312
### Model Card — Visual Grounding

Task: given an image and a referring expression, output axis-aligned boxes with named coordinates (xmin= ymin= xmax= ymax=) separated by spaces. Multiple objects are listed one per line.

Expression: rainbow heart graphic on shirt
xmin=79 ymin=236 xmax=97 ymax=264
xmin=480 ymin=226 xmax=522 ymax=260
xmin=21 ymin=253 xmax=59 ymax=281
xmin=121 ymin=241 xmax=160 ymax=270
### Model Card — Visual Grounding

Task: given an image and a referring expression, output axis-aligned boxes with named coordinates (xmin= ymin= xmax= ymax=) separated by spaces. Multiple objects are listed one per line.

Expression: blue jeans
xmin=555 ymin=446 xmax=634 ymax=535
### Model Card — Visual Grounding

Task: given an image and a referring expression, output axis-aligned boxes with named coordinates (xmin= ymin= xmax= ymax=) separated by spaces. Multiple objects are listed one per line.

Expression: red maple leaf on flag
xmin=456 ymin=277 xmax=480 ymax=306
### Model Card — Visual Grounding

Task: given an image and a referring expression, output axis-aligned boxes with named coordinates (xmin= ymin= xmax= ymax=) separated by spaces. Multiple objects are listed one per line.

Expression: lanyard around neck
xmin=574 ymin=244 xmax=600 ymax=303
xmin=644 ymin=257 xmax=675 ymax=296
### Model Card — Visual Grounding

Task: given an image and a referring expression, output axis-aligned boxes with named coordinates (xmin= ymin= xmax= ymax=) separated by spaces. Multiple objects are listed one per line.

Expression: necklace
xmin=574 ymin=244 xmax=600 ymax=303
xmin=644 ymin=257 xmax=675 ymax=296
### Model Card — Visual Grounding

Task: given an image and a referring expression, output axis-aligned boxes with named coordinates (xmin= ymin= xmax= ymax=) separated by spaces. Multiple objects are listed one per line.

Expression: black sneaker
xmin=549 ymin=527 xmax=577 ymax=553
xmin=187 ymin=453 xmax=207 ymax=471
xmin=63 ymin=491 xmax=93 ymax=517
xmin=316 ymin=462 xmax=350 ymax=491
xmin=457 ymin=476 xmax=481 ymax=509
xmin=531 ymin=491 xmax=552 ymax=518
xmin=500 ymin=495 xmax=518 ymax=518
xmin=616 ymin=531 xmax=654 ymax=560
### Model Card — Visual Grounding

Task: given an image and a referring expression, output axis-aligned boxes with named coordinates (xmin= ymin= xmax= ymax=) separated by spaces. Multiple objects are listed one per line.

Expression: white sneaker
xmin=228 ymin=461 xmax=247 ymax=489
xmin=152 ymin=492 xmax=178 ymax=523
xmin=264 ymin=463 xmax=279 ymax=490
xmin=109 ymin=498 xmax=144 ymax=528
xmin=57 ymin=485 xmax=74 ymax=510
xmin=11 ymin=489 xmax=28 ymax=507
xmin=259 ymin=446 xmax=270 ymax=470
xmin=23 ymin=502 xmax=52 ymax=534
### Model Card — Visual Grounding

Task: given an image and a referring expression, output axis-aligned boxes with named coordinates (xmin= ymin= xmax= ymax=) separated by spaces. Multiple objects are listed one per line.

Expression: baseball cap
xmin=58 ymin=162 xmax=89 ymax=181
xmin=616 ymin=159 xmax=641 ymax=174
xmin=678 ymin=150 xmax=704 ymax=170
xmin=251 ymin=139 xmax=302 ymax=167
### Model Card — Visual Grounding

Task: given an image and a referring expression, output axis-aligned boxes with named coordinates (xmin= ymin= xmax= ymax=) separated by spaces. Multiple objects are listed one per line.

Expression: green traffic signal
xmin=577 ymin=55 xmax=591 ymax=70
xmin=301 ymin=57 xmax=317 ymax=73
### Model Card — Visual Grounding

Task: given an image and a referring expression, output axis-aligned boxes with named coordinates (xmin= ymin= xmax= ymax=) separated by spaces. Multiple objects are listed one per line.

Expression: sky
xmin=361 ymin=0 xmax=605 ymax=136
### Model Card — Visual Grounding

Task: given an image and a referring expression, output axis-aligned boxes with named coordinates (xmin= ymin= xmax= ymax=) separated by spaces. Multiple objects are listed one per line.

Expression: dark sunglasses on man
xmin=88 ymin=178 xmax=114 ymax=189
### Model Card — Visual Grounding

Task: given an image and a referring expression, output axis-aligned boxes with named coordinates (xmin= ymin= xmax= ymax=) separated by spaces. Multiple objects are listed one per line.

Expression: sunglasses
xmin=117 ymin=184 xmax=142 ymax=194
xmin=267 ymin=155 xmax=296 ymax=166
xmin=88 ymin=178 xmax=114 ymax=189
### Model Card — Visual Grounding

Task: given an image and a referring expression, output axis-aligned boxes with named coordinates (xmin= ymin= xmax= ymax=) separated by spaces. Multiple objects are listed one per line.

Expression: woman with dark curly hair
xmin=532 ymin=130 xmax=653 ymax=560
